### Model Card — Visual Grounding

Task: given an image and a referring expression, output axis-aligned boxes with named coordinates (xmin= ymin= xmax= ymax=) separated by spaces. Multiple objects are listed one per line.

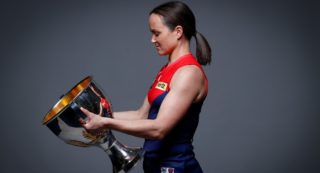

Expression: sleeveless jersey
xmin=144 ymin=53 xmax=208 ymax=157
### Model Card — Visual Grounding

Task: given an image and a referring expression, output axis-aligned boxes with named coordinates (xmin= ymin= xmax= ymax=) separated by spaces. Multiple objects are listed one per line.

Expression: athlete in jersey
xmin=143 ymin=53 xmax=208 ymax=173
xmin=80 ymin=2 xmax=212 ymax=173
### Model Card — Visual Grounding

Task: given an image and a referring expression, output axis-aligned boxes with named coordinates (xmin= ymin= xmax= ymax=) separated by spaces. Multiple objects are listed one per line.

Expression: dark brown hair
xmin=150 ymin=1 xmax=212 ymax=65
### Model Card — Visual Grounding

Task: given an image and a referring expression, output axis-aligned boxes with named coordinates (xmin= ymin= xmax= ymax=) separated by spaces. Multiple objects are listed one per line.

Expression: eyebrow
xmin=150 ymin=29 xmax=160 ymax=33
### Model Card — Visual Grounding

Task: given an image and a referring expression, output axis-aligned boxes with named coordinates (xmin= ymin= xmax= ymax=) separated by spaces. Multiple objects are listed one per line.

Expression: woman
xmin=80 ymin=1 xmax=212 ymax=172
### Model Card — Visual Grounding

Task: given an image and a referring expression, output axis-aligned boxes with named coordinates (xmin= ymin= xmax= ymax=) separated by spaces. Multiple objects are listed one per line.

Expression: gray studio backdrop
xmin=1 ymin=0 xmax=319 ymax=173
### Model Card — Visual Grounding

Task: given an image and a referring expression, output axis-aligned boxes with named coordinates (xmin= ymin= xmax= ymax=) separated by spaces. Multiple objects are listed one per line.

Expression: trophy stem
xmin=99 ymin=133 xmax=144 ymax=173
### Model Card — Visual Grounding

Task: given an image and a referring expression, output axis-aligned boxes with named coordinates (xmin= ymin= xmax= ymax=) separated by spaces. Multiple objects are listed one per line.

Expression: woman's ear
xmin=174 ymin=25 xmax=183 ymax=40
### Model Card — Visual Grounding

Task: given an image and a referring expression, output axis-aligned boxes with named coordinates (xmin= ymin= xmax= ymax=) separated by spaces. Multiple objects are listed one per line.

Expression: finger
xmin=80 ymin=107 xmax=91 ymax=117
xmin=79 ymin=118 xmax=86 ymax=125
xmin=98 ymin=103 xmax=103 ymax=116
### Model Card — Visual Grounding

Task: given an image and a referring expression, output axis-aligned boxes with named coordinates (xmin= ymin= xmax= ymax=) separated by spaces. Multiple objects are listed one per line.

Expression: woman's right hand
xmin=79 ymin=105 xmax=108 ymax=135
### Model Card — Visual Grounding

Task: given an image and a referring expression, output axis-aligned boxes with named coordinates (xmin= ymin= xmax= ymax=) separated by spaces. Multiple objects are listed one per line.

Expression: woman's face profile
xmin=149 ymin=13 xmax=178 ymax=56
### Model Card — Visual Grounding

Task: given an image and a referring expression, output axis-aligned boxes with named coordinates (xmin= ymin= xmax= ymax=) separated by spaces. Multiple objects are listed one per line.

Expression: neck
xmin=168 ymin=39 xmax=191 ymax=65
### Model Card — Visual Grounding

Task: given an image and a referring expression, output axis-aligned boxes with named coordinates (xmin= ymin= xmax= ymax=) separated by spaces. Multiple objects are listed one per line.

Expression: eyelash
xmin=153 ymin=32 xmax=160 ymax=37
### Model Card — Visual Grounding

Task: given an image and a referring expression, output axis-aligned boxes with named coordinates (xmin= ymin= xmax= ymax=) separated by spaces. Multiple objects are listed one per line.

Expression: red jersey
xmin=144 ymin=53 xmax=208 ymax=154
xmin=148 ymin=53 xmax=208 ymax=104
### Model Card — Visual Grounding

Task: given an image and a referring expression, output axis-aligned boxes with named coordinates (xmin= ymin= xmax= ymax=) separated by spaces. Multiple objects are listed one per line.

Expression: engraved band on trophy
xmin=42 ymin=76 xmax=144 ymax=173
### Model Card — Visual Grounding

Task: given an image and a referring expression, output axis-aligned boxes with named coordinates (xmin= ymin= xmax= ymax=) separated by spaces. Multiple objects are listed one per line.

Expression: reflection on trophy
xmin=42 ymin=76 xmax=144 ymax=173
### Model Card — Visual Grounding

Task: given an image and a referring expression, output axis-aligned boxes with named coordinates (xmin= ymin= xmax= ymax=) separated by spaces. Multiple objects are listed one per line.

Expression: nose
xmin=151 ymin=35 xmax=156 ymax=43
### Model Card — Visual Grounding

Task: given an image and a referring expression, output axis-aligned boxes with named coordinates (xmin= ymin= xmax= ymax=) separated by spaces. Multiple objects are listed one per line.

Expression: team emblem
xmin=155 ymin=82 xmax=168 ymax=91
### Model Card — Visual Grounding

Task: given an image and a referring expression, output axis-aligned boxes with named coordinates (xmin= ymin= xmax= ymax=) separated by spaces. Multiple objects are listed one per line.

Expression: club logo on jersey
xmin=161 ymin=167 xmax=175 ymax=173
xmin=155 ymin=82 xmax=167 ymax=91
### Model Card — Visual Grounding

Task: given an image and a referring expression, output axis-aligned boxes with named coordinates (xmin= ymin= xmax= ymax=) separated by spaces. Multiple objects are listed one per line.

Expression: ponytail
xmin=195 ymin=31 xmax=212 ymax=65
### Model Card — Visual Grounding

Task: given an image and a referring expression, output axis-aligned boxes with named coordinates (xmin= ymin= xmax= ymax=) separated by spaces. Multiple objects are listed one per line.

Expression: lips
xmin=154 ymin=43 xmax=160 ymax=50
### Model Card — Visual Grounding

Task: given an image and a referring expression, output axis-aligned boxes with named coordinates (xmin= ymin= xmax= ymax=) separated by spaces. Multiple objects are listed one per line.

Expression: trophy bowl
xmin=42 ymin=76 xmax=144 ymax=173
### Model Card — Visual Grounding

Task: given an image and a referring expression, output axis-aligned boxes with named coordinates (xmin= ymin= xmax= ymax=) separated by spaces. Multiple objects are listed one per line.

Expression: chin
xmin=157 ymin=51 xmax=164 ymax=56
xmin=157 ymin=51 xmax=169 ymax=56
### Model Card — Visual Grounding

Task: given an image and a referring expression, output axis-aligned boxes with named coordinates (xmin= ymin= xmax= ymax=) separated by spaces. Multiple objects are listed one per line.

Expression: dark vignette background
xmin=0 ymin=0 xmax=319 ymax=173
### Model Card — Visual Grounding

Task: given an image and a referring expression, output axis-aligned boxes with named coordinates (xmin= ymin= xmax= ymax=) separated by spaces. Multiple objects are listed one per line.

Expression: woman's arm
xmin=81 ymin=66 xmax=205 ymax=140
xmin=112 ymin=96 xmax=150 ymax=120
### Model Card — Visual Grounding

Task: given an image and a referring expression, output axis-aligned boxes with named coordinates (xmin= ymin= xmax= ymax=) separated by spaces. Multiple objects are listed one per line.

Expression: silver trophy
xmin=42 ymin=76 xmax=144 ymax=173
